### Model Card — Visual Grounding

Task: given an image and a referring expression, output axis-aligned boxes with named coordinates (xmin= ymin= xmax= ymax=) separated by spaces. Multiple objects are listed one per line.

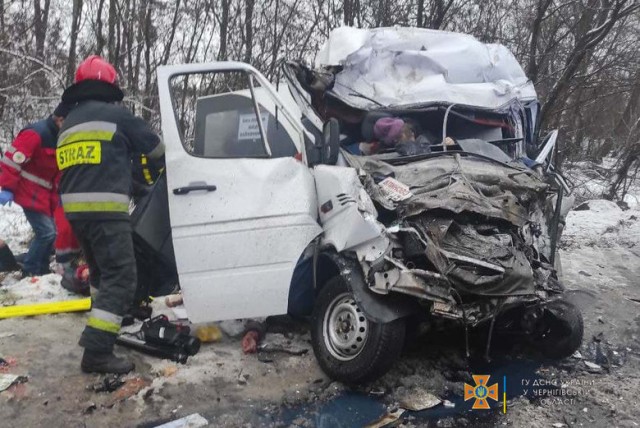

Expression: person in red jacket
xmin=0 ymin=103 xmax=71 ymax=276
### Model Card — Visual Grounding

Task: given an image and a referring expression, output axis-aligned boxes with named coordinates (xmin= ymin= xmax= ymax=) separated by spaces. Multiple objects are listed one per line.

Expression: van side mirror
xmin=322 ymin=118 xmax=340 ymax=165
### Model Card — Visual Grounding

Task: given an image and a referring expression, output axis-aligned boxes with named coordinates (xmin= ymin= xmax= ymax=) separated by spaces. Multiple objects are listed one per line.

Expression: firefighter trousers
xmin=70 ymin=219 xmax=136 ymax=353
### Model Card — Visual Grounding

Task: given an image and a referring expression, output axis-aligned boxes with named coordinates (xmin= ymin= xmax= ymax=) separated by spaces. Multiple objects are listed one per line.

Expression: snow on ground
xmin=0 ymin=273 xmax=76 ymax=305
xmin=562 ymin=199 xmax=640 ymax=249
xmin=0 ymin=205 xmax=77 ymax=304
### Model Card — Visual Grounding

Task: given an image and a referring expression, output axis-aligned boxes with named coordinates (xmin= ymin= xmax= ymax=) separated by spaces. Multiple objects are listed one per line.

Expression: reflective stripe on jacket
xmin=58 ymin=100 xmax=164 ymax=220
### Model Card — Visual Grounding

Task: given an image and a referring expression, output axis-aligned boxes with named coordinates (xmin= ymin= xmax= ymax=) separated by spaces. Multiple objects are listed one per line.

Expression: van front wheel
xmin=311 ymin=275 xmax=405 ymax=384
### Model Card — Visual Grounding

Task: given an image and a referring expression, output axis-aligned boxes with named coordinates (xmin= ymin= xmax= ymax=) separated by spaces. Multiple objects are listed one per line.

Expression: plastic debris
xmin=584 ymin=361 xmax=602 ymax=372
xmin=154 ymin=413 xmax=209 ymax=428
xmin=443 ymin=399 xmax=456 ymax=408
xmin=365 ymin=408 xmax=405 ymax=428
xmin=399 ymin=387 xmax=441 ymax=411
xmin=195 ymin=324 xmax=222 ymax=343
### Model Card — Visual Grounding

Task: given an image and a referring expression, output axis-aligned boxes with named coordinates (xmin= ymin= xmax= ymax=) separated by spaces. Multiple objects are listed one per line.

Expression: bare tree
xmin=66 ymin=0 xmax=83 ymax=86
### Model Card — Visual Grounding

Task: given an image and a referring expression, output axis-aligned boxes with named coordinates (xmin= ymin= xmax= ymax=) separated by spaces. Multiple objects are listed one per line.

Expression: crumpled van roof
xmin=313 ymin=26 xmax=537 ymax=110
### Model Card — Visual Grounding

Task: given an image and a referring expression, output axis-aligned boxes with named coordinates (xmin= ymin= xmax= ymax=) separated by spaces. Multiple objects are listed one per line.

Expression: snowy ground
xmin=1 ymin=176 xmax=640 ymax=427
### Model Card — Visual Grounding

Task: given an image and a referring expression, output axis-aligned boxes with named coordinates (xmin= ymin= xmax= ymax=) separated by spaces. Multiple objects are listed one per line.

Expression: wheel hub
xmin=323 ymin=293 xmax=369 ymax=361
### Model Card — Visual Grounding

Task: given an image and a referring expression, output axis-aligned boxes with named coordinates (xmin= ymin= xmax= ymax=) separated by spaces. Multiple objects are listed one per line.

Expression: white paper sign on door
xmin=238 ymin=112 xmax=269 ymax=140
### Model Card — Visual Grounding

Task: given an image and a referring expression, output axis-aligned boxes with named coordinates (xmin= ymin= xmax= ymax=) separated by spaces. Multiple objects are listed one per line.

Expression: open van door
xmin=157 ymin=62 xmax=322 ymax=323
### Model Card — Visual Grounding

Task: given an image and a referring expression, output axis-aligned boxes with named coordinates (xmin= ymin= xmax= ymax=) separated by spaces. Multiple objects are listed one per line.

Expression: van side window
xmin=170 ymin=71 xmax=297 ymax=159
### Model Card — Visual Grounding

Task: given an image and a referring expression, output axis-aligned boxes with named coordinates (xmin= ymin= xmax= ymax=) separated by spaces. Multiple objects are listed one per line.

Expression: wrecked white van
xmin=134 ymin=27 xmax=583 ymax=383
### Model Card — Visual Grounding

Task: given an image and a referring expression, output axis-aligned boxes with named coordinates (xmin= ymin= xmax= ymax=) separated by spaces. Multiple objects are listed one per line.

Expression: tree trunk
xmin=344 ymin=0 xmax=355 ymax=26
xmin=108 ymin=0 xmax=118 ymax=64
xmin=244 ymin=0 xmax=255 ymax=64
xmin=96 ymin=0 xmax=106 ymax=55
xmin=217 ymin=0 xmax=229 ymax=61
xmin=416 ymin=0 xmax=424 ymax=27
xmin=66 ymin=0 xmax=83 ymax=86
xmin=33 ymin=0 xmax=51 ymax=93
xmin=33 ymin=0 xmax=51 ymax=60
xmin=526 ymin=0 xmax=553 ymax=82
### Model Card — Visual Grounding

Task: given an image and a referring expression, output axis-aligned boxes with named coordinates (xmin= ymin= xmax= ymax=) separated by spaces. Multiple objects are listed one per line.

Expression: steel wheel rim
xmin=323 ymin=292 xmax=369 ymax=361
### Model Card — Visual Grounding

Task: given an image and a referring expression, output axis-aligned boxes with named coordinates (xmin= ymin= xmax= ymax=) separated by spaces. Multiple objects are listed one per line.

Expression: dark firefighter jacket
xmin=57 ymin=100 xmax=165 ymax=220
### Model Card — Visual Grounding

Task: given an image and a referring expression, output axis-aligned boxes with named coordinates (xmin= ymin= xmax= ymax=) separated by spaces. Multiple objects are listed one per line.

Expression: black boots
xmin=0 ymin=242 xmax=18 ymax=272
xmin=81 ymin=350 xmax=135 ymax=374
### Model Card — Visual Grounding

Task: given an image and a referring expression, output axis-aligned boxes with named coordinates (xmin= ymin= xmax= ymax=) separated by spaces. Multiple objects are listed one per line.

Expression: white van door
xmin=157 ymin=62 xmax=322 ymax=323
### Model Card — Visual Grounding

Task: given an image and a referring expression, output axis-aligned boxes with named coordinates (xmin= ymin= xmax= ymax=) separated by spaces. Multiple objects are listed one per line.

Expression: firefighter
xmin=0 ymin=103 xmax=71 ymax=276
xmin=58 ymin=55 xmax=165 ymax=374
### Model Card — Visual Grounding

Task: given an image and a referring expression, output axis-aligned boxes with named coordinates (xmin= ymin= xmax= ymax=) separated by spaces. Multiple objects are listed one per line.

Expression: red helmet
xmin=75 ymin=55 xmax=117 ymax=84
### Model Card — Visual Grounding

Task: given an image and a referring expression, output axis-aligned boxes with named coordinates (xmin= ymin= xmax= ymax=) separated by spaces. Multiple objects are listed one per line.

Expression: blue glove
xmin=0 ymin=190 xmax=14 ymax=206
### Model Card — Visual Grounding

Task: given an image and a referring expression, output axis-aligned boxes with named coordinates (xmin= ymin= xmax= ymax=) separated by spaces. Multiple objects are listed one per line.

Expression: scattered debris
xmin=237 ymin=370 xmax=249 ymax=385
xmin=257 ymin=343 xmax=308 ymax=356
xmin=153 ymin=413 xmax=209 ymax=428
xmin=0 ymin=373 xmax=28 ymax=392
xmin=83 ymin=402 xmax=98 ymax=415
xmin=399 ymin=387 xmax=441 ymax=411
xmin=110 ymin=377 xmax=151 ymax=402
xmin=89 ymin=374 xmax=125 ymax=393
xmin=164 ymin=294 xmax=184 ymax=308
xmin=160 ymin=365 xmax=179 ymax=377
xmin=365 ymin=408 xmax=405 ymax=428
xmin=552 ymin=423 xmax=566 ymax=428
xmin=584 ymin=361 xmax=603 ymax=372
xmin=195 ymin=324 xmax=222 ymax=343
xmin=442 ymin=400 xmax=455 ymax=408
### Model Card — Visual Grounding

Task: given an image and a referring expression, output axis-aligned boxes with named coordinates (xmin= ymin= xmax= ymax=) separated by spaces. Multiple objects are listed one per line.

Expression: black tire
xmin=536 ymin=298 xmax=584 ymax=359
xmin=311 ymin=275 xmax=406 ymax=384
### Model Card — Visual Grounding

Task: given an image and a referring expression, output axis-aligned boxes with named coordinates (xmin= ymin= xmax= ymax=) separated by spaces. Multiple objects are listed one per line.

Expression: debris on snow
xmin=364 ymin=407 xmax=405 ymax=428
xmin=89 ymin=375 xmax=126 ymax=393
xmin=153 ymin=413 xmax=209 ymax=428
xmin=399 ymin=387 xmax=441 ymax=411
xmin=584 ymin=361 xmax=603 ymax=372
xmin=0 ymin=373 xmax=28 ymax=392
xmin=442 ymin=400 xmax=455 ymax=408
xmin=109 ymin=377 xmax=151 ymax=403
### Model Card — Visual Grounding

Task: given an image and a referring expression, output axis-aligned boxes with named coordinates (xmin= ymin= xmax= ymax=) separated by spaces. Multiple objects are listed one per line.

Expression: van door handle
xmin=172 ymin=183 xmax=217 ymax=195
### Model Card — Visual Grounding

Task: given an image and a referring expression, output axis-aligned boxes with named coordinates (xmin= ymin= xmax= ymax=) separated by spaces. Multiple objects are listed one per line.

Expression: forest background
xmin=0 ymin=0 xmax=638 ymax=198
